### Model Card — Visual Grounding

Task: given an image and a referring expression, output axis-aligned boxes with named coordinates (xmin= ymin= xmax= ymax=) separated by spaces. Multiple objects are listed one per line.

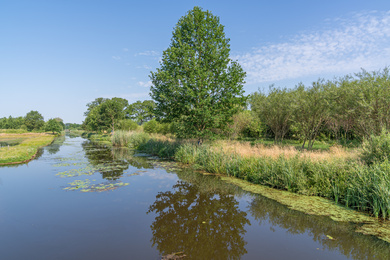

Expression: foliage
xmin=126 ymin=100 xmax=155 ymax=124
xmin=116 ymin=119 xmax=139 ymax=131
xmin=24 ymin=110 xmax=44 ymax=131
xmin=135 ymin=136 xmax=390 ymax=219
xmin=83 ymin=97 xmax=128 ymax=132
xmin=45 ymin=118 xmax=63 ymax=134
xmin=112 ymin=130 xmax=133 ymax=147
xmin=249 ymin=67 xmax=390 ymax=146
xmin=150 ymin=6 xmax=246 ymax=141
xmin=250 ymin=87 xmax=294 ymax=142
xmin=225 ymin=110 xmax=263 ymax=139
xmin=65 ymin=123 xmax=82 ymax=130
xmin=0 ymin=116 xmax=25 ymax=129
xmin=292 ymin=80 xmax=331 ymax=148
xmin=361 ymin=129 xmax=390 ymax=165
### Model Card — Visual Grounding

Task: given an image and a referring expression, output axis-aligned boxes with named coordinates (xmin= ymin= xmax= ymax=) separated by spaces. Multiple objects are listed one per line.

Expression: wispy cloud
xmin=136 ymin=65 xmax=152 ymax=69
xmin=135 ymin=50 xmax=159 ymax=56
xmin=235 ymin=11 xmax=390 ymax=84
xmin=137 ymin=81 xmax=152 ymax=88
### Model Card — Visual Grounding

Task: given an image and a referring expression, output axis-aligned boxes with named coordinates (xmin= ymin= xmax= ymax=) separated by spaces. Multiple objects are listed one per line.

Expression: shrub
xmin=143 ymin=119 xmax=160 ymax=134
xmin=117 ymin=119 xmax=139 ymax=131
xmin=128 ymin=132 xmax=150 ymax=148
xmin=361 ymin=129 xmax=390 ymax=165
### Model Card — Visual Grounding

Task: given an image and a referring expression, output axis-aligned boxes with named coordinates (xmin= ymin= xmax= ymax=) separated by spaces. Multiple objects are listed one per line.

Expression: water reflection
xmin=148 ymin=170 xmax=250 ymax=259
xmin=248 ymin=194 xmax=390 ymax=259
xmin=81 ymin=141 xmax=130 ymax=180
xmin=80 ymin=141 xmax=154 ymax=180
xmin=46 ymin=135 xmax=66 ymax=155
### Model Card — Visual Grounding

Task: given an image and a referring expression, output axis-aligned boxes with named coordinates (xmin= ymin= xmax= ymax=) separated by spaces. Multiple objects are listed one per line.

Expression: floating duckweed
xmin=63 ymin=179 xmax=129 ymax=192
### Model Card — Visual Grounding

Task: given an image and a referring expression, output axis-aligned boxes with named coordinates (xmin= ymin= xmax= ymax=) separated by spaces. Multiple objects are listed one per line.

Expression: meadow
xmin=0 ymin=132 xmax=56 ymax=165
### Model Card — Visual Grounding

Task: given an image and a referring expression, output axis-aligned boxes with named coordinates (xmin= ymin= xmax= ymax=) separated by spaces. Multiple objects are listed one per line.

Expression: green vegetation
xmin=126 ymin=100 xmax=155 ymax=124
xmin=361 ymin=129 xmax=390 ymax=165
xmin=45 ymin=118 xmax=63 ymax=134
xmin=250 ymin=68 xmax=390 ymax=147
xmin=24 ymin=110 xmax=45 ymax=131
xmin=114 ymin=132 xmax=389 ymax=221
xmin=150 ymin=6 xmax=246 ymax=142
xmin=82 ymin=97 xmax=128 ymax=132
xmin=0 ymin=133 xmax=56 ymax=164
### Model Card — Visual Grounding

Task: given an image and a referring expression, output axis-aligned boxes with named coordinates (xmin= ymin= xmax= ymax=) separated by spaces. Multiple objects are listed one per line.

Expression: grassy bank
xmin=0 ymin=133 xmax=56 ymax=165
xmin=124 ymin=132 xmax=389 ymax=220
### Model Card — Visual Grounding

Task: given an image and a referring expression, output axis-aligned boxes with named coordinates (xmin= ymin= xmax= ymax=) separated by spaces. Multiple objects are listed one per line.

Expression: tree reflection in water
xmin=81 ymin=141 xmax=153 ymax=180
xmin=148 ymin=171 xmax=250 ymax=259
xmin=249 ymin=194 xmax=390 ymax=260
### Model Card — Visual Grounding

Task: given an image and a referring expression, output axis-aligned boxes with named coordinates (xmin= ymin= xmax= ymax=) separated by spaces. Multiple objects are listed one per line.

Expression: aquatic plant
xmin=138 ymin=137 xmax=390 ymax=219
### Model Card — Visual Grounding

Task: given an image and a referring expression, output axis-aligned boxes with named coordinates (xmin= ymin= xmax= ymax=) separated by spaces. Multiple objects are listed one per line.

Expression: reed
xmin=130 ymin=134 xmax=390 ymax=219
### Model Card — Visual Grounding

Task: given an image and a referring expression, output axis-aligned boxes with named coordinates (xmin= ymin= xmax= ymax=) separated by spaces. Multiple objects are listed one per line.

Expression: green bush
xmin=128 ymin=132 xmax=150 ymax=148
xmin=143 ymin=119 xmax=160 ymax=134
xmin=361 ymin=129 xmax=390 ymax=165
xmin=117 ymin=119 xmax=139 ymax=131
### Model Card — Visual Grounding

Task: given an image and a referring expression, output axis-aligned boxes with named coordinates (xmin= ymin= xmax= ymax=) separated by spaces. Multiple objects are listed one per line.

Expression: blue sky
xmin=1 ymin=0 xmax=389 ymax=123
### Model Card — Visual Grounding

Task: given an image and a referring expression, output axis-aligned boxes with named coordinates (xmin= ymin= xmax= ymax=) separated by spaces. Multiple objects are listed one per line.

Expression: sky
xmin=1 ymin=0 xmax=390 ymax=123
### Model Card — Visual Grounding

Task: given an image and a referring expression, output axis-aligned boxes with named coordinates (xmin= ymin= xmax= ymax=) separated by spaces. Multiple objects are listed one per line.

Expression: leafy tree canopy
xmin=83 ymin=97 xmax=128 ymax=132
xmin=45 ymin=118 xmax=62 ymax=134
xmin=150 ymin=6 xmax=246 ymax=141
xmin=126 ymin=100 xmax=155 ymax=124
xmin=24 ymin=110 xmax=44 ymax=131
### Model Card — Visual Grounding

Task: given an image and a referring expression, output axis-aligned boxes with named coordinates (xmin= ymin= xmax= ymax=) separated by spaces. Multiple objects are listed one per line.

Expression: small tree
xmin=45 ymin=118 xmax=62 ymax=134
xmin=250 ymin=87 xmax=294 ymax=143
xmin=150 ymin=6 xmax=246 ymax=142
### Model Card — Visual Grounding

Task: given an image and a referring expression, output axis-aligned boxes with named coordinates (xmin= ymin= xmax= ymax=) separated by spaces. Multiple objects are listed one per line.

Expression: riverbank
xmin=85 ymin=131 xmax=390 ymax=242
xmin=0 ymin=133 xmax=56 ymax=165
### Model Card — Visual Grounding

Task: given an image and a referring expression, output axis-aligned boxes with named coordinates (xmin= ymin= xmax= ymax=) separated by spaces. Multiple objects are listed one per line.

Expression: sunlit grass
xmin=0 ymin=133 xmax=55 ymax=164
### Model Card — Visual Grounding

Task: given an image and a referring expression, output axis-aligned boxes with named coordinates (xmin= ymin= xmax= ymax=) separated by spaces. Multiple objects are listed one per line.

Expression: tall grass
xmin=111 ymin=130 xmax=150 ymax=148
xmin=116 ymin=132 xmax=390 ymax=219
xmin=145 ymin=138 xmax=390 ymax=219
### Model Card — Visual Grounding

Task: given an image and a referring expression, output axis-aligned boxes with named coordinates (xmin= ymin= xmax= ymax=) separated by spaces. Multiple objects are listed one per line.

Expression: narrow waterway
xmin=0 ymin=135 xmax=389 ymax=259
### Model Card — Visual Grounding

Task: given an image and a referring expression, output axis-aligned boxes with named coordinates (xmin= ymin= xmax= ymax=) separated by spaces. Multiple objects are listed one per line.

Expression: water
xmin=0 ymin=136 xmax=389 ymax=259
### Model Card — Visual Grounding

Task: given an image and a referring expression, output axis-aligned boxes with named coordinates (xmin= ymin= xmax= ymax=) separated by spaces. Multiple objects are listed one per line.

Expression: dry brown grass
xmin=212 ymin=140 xmax=358 ymax=162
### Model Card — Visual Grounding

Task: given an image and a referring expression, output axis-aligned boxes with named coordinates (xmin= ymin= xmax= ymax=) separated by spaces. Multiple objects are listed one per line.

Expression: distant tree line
xmin=249 ymin=68 xmax=390 ymax=148
xmin=0 ymin=110 xmax=67 ymax=134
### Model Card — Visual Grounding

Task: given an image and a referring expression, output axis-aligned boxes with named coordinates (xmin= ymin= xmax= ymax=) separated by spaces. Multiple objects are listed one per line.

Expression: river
xmin=0 ymin=135 xmax=389 ymax=259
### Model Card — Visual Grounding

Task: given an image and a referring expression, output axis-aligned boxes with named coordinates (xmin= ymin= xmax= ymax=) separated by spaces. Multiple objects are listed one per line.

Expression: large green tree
xmin=24 ymin=110 xmax=44 ymax=131
xmin=83 ymin=98 xmax=128 ymax=132
xmin=45 ymin=118 xmax=62 ymax=134
xmin=126 ymin=100 xmax=155 ymax=124
xmin=150 ymin=6 xmax=246 ymax=141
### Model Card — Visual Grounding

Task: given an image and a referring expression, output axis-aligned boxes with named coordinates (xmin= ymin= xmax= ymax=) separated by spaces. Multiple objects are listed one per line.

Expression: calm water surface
xmin=0 ymin=136 xmax=389 ymax=260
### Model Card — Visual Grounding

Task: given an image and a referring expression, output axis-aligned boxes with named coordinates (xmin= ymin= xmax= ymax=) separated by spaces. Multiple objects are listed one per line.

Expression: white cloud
xmin=137 ymin=81 xmax=152 ymax=87
xmin=136 ymin=65 xmax=152 ymax=69
xmin=112 ymin=56 xmax=121 ymax=60
xmin=235 ymin=11 xmax=390 ymax=84
xmin=136 ymin=50 xmax=159 ymax=56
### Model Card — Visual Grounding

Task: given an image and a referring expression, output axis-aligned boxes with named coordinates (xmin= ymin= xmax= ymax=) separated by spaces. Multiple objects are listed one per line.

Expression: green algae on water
xmin=220 ymin=176 xmax=390 ymax=244
xmin=63 ymin=179 xmax=129 ymax=192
